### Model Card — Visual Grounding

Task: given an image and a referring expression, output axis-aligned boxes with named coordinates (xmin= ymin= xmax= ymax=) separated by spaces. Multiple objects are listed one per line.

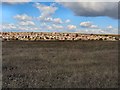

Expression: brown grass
xmin=2 ymin=41 xmax=118 ymax=88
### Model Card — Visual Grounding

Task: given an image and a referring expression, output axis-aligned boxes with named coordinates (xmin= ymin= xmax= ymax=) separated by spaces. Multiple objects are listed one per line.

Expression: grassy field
xmin=2 ymin=41 xmax=118 ymax=88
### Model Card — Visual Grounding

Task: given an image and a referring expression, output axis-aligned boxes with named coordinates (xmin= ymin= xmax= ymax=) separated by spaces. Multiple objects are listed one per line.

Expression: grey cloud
xmin=60 ymin=2 xmax=118 ymax=19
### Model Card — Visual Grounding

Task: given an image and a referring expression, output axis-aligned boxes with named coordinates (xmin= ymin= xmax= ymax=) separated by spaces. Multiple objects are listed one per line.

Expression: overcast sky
xmin=1 ymin=0 xmax=119 ymax=34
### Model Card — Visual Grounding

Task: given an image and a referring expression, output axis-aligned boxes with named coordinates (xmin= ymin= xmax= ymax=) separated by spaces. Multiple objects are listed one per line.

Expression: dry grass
xmin=2 ymin=41 xmax=118 ymax=88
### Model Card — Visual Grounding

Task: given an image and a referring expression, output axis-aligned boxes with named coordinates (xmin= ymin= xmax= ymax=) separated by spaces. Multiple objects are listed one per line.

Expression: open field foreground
xmin=2 ymin=41 xmax=118 ymax=88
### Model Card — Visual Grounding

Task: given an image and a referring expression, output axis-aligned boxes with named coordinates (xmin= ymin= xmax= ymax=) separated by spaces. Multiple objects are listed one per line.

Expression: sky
xmin=0 ymin=0 xmax=119 ymax=34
